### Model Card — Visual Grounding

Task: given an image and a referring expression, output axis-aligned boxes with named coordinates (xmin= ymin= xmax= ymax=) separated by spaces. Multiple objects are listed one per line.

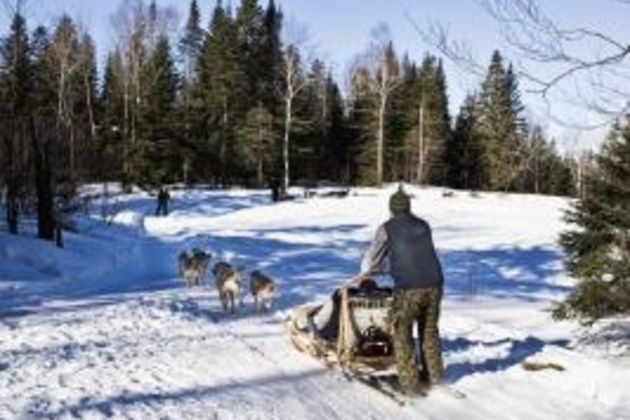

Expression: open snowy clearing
xmin=1 ymin=185 xmax=629 ymax=420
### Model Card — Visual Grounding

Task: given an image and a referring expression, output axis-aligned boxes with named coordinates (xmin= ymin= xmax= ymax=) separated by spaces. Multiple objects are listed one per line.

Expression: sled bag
xmin=357 ymin=325 xmax=393 ymax=357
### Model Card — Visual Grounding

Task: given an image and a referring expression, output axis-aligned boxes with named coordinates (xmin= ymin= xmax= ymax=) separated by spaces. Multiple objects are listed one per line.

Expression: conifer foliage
xmin=556 ymin=118 xmax=630 ymax=321
xmin=0 ymin=0 xmax=582 ymax=246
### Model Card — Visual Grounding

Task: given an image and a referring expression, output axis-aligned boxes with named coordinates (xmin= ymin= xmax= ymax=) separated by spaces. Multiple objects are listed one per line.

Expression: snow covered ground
xmin=1 ymin=185 xmax=629 ymax=420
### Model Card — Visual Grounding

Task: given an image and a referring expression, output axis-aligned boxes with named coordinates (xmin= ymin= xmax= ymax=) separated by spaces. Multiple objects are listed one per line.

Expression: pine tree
xmin=179 ymin=0 xmax=205 ymax=183
xmin=236 ymin=0 xmax=264 ymax=108
xmin=428 ymin=60 xmax=451 ymax=184
xmin=477 ymin=51 xmax=526 ymax=191
xmin=415 ymin=55 xmax=451 ymax=185
xmin=386 ymin=54 xmax=413 ymax=182
xmin=349 ymin=67 xmax=378 ymax=185
xmin=397 ymin=56 xmax=419 ymax=182
xmin=179 ymin=0 xmax=204 ymax=81
xmin=549 ymin=154 xmax=576 ymax=197
xmin=197 ymin=1 xmax=243 ymax=183
xmin=295 ymin=59 xmax=328 ymax=181
xmin=446 ymin=94 xmax=483 ymax=189
xmin=259 ymin=0 xmax=283 ymax=114
xmin=320 ymin=74 xmax=348 ymax=182
xmin=556 ymin=117 xmax=630 ymax=321
xmin=0 ymin=11 xmax=32 ymax=234
xmin=99 ymin=51 xmax=126 ymax=181
xmin=139 ymin=35 xmax=179 ymax=187
xmin=238 ymin=104 xmax=275 ymax=186
xmin=30 ymin=26 xmax=60 ymax=242
xmin=75 ymin=32 xmax=99 ymax=178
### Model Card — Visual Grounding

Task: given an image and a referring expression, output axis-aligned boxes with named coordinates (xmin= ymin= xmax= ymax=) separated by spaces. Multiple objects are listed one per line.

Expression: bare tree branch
xmin=407 ymin=14 xmax=485 ymax=77
xmin=416 ymin=0 xmax=630 ymax=130
xmin=478 ymin=0 xmax=630 ymax=98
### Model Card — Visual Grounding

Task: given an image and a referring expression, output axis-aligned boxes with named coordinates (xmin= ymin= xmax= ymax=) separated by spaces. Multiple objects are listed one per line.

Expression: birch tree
xmin=280 ymin=19 xmax=310 ymax=193
xmin=349 ymin=25 xmax=400 ymax=187
xmin=370 ymin=42 xmax=399 ymax=186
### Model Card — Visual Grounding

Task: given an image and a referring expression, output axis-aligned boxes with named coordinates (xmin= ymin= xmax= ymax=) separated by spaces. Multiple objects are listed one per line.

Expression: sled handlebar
xmin=342 ymin=272 xmax=389 ymax=288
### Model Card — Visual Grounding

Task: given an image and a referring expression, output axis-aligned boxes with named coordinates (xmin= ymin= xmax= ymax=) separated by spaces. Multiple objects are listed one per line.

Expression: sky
xmin=3 ymin=0 xmax=629 ymax=153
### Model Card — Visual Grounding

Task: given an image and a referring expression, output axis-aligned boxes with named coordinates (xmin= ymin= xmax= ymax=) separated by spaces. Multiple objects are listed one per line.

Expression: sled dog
xmin=250 ymin=270 xmax=277 ymax=313
xmin=178 ymin=249 xmax=212 ymax=287
xmin=212 ymin=262 xmax=242 ymax=314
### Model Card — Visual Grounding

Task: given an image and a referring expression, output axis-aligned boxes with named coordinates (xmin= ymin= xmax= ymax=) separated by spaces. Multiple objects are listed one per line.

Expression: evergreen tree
xmin=428 ymin=59 xmax=451 ymax=184
xmin=320 ymin=75 xmax=349 ymax=182
xmin=479 ymin=51 xmax=523 ymax=191
xmin=397 ymin=56 xmax=419 ymax=182
xmin=551 ymin=154 xmax=577 ymax=197
xmin=477 ymin=51 xmax=526 ymax=191
xmin=350 ymin=67 xmax=378 ymax=185
xmin=259 ymin=0 xmax=283 ymax=114
xmin=196 ymin=1 xmax=243 ymax=183
xmin=385 ymin=54 xmax=412 ymax=182
xmin=238 ymin=104 xmax=275 ymax=186
xmin=236 ymin=0 xmax=264 ymax=108
xmin=139 ymin=35 xmax=179 ymax=187
xmin=179 ymin=0 xmax=205 ymax=183
xmin=556 ymin=118 xmax=630 ymax=321
xmin=30 ymin=23 xmax=60 ymax=242
xmin=75 ymin=32 xmax=99 ymax=179
xmin=415 ymin=55 xmax=451 ymax=185
xmin=295 ymin=59 xmax=328 ymax=181
xmin=99 ymin=51 xmax=126 ymax=181
xmin=179 ymin=0 xmax=204 ymax=80
xmin=0 ymin=11 xmax=32 ymax=234
xmin=446 ymin=94 xmax=483 ymax=189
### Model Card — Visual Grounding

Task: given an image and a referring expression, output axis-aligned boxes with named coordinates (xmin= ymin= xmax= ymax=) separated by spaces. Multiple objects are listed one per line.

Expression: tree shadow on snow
xmin=25 ymin=368 xmax=327 ymax=418
xmin=442 ymin=246 xmax=570 ymax=301
xmin=443 ymin=336 xmax=570 ymax=383
xmin=2 ymin=218 xmax=569 ymax=324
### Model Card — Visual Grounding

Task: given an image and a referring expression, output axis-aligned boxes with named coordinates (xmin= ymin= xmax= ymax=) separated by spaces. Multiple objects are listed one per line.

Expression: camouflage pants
xmin=389 ymin=287 xmax=444 ymax=393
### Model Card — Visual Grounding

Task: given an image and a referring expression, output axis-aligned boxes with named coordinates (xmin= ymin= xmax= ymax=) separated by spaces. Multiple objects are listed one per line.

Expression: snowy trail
xmin=1 ymin=186 xmax=629 ymax=419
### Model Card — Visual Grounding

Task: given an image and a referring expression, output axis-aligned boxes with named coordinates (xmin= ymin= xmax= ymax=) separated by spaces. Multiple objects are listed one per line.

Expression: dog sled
xmin=287 ymin=281 xmax=411 ymax=405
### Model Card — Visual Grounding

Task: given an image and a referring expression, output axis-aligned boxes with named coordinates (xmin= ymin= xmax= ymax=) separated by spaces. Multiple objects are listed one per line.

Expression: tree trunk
xmin=122 ymin=79 xmax=132 ymax=193
xmin=417 ymin=103 xmax=425 ymax=185
xmin=377 ymin=94 xmax=386 ymax=187
xmin=283 ymin=95 xmax=292 ymax=194
xmin=534 ymin=158 xmax=540 ymax=194
xmin=257 ymin=158 xmax=264 ymax=188
xmin=183 ymin=158 xmax=190 ymax=186
xmin=5 ymin=178 xmax=19 ymax=235
xmin=220 ymin=99 xmax=228 ymax=185
xmin=69 ymin=125 xmax=76 ymax=183
xmin=31 ymin=118 xmax=56 ymax=241
xmin=4 ymin=130 xmax=19 ymax=234
xmin=257 ymin=121 xmax=264 ymax=187
xmin=85 ymin=72 xmax=97 ymax=142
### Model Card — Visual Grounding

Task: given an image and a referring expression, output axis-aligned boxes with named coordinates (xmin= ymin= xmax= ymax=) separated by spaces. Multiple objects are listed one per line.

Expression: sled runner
xmin=287 ymin=282 xmax=411 ymax=404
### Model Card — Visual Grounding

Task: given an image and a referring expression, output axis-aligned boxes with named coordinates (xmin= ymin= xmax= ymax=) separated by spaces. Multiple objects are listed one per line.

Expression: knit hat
xmin=389 ymin=185 xmax=411 ymax=214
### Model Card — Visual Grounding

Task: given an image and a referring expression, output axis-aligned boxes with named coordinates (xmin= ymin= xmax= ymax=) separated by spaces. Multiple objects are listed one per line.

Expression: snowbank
xmin=1 ymin=186 xmax=628 ymax=420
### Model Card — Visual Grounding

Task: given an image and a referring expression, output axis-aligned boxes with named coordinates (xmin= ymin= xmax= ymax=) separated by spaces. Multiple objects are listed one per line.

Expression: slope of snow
xmin=1 ymin=185 xmax=628 ymax=420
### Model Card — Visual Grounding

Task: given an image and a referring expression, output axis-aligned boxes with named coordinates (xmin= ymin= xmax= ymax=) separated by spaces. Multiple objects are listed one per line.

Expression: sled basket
xmin=337 ymin=287 xmax=395 ymax=370
xmin=287 ymin=284 xmax=395 ymax=372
